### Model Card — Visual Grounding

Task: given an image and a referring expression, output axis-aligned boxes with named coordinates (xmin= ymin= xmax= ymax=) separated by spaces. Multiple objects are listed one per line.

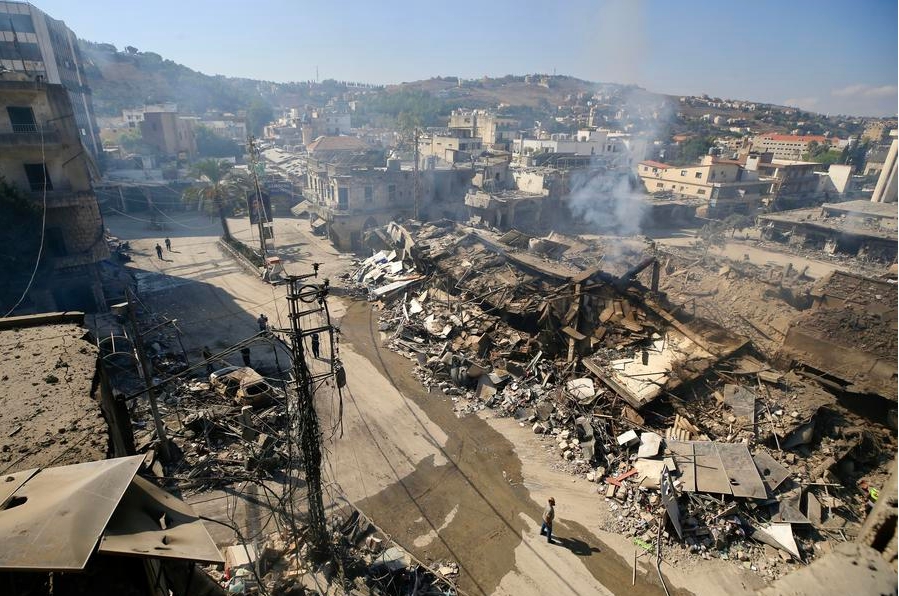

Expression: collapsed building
xmin=349 ymin=220 xmax=897 ymax=584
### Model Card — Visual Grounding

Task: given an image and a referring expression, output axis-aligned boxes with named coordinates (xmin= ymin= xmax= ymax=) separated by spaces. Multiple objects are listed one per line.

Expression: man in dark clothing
xmin=164 ymin=237 xmax=172 ymax=251
xmin=257 ymin=314 xmax=269 ymax=332
xmin=539 ymin=497 xmax=555 ymax=543
xmin=202 ymin=346 xmax=214 ymax=375
xmin=240 ymin=347 xmax=251 ymax=367
xmin=155 ymin=243 xmax=163 ymax=259
xmin=310 ymin=332 xmax=320 ymax=359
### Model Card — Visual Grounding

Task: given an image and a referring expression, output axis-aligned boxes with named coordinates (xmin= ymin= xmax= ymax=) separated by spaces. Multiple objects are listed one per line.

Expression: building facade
xmin=140 ymin=110 xmax=197 ymax=159
xmin=0 ymin=1 xmax=101 ymax=162
xmin=0 ymin=72 xmax=108 ymax=312
xmin=751 ymin=133 xmax=838 ymax=160
xmin=449 ymin=109 xmax=519 ymax=150
xmin=637 ymin=156 xmax=768 ymax=217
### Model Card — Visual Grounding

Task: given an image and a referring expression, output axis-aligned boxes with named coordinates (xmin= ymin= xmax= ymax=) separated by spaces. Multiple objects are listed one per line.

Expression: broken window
xmin=388 ymin=184 xmax=396 ymax=203
xmin=338 ymin=187 xmax=348 ymax=209
xmin=23 ymin=163 xmax=52 ymax=192
xmin=7 ymin=106 xmax=37 ymax=133
xmin=695 ymin=172 xmax=702 ymax=178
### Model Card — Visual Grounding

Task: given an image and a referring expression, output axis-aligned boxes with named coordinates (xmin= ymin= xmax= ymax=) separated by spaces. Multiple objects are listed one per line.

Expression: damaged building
xmin=0 ymin=70 xmax=108 ymax=313
xmin=347 ymin=219 xmax=897 ymax=585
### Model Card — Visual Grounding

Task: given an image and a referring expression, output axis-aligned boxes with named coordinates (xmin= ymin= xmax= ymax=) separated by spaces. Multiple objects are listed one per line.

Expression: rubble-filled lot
xmin=344 ymin=220 xmax=897 ymax=583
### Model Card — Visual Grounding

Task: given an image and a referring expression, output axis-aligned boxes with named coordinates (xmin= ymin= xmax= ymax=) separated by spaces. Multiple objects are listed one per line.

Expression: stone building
xmin=303 ymin=137 xmax=472 ymax=250
xmin=140 ymin=108 xmax=197 ymax=160
xmin=0 ymin=71 xmax=108 ymax=312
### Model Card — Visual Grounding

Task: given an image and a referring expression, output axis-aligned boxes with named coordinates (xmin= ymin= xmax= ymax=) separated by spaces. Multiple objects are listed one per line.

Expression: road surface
xmin=100 ymin=211 xmax=760 ymax=596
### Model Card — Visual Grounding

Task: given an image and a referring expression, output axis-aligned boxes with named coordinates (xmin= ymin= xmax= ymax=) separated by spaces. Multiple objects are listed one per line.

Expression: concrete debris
xmin=339 ymin=220 xmax=898 ymax=583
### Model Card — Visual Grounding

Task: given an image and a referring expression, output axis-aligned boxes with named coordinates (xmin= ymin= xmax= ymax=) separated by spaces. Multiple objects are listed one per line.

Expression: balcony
xmin=0 ymin=124 xmax=62 ymax=147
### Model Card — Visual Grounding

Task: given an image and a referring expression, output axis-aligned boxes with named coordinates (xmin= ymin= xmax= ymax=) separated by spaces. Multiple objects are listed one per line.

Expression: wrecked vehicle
xmin=210 ymin=366 xmax=276 ymax=408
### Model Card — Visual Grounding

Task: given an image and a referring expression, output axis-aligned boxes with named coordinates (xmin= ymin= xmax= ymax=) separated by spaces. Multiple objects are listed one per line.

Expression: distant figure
xmin=164 ymin=237 xmax=172 ymax=251
xmin=257 ymin=313 xmax=269 ymax=332
xmin=240 ymin=347 xmax=251 ymax=367
xmin=155 ymin=243 xmax=163 ymax=259
xmin=202 ymin=346 xmax=213 ymax=375
xmin=310 ymin=332 xmax=320 ymax=359
xmin=540 ymin=497 xmax=555 ymax=543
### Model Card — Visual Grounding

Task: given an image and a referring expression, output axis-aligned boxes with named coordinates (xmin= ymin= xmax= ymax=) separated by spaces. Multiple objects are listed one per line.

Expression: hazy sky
xmin=36 ymin=0 xmax=898 ymax=116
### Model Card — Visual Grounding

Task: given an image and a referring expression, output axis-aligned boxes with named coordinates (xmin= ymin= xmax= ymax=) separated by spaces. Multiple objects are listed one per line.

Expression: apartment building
xmin=449 ymin=109 xmax=519 ymax=150
xmin=0 ymin=1 xmax=101 ymax=162
xmin=637 ymin=155 xmax=768 ymax=217
xmin=751 ymin=133 xmax=838 ymax=160
xmin=140 ymin=109 xmax=197 ymax=159
xmin=0 ymin=71 xmax=108 ymax=312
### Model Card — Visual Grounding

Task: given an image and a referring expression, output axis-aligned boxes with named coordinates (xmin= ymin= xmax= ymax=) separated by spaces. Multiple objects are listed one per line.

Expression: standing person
xmin=202 ymin=346 xmax=214 ymax=375
xmin=164 ymin=237 xmax=172 ymax=251
xmin=240 ymin=347 xmax=251 ymax=367
xmin=310 ymin=332 xmax=321 ymax=359
xmin=540 ymin=497 xmax=555 ymax=543
xmin=155 ymin=243 xmax=163 ymax=260
xmin=257 ymin=313 xmax=268 ymax=332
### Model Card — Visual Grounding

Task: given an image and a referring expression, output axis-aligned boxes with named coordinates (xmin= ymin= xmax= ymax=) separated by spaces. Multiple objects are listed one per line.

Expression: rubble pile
xmin=346 ymin=220 xmax=897 ymax=580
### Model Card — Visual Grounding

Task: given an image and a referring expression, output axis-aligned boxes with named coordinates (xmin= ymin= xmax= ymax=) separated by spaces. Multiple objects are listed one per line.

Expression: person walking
xmin=539 ymin=497 xmax=555 ymax=543
xmin=310 ymin=332 xmax=320 ymax=359
xmin=202 ymin=346 xmax=214 ymax=375
xmin=164 ymin=237 xmax=172 ymax=251
xmin=155 ymin=243 xmax=163 ymax=260
xmin=257 ymin=313 xmax=269 ymax=332
xmin=240 ymin=347 xmax=251 ymax=367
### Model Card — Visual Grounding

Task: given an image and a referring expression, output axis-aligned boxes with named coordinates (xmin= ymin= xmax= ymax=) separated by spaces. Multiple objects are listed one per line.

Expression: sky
xmin=35 ymin=0 xmax=898 ymax=116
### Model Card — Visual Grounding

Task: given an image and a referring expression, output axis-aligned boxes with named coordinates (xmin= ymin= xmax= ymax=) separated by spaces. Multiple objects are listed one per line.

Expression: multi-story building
xmin=300 ymin=108 xmax=351 ymax=145
xmin=637 ymin=155 xmax=768 ymax=217
xmin=0 ymin=1 xmax=101 ymax=163
xmin=304 ymin=137 xmax=472 ymax=250
xmin=418 ymin=128 xmax=483 ymax=163
xmin=448 ymin=109 xmax=519 ymax=150
xmin=0 ymin=71 xmax=108 ymax=312
xmin=751 ymin=133 xmax=840 ymax=160
xmin=140 ymin=109 xmax=197 ymax=160
xmin=513 ymin=129 xmax=629 ymax=164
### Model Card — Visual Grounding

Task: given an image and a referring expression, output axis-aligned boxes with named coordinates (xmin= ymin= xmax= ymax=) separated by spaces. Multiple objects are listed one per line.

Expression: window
xmin=656 ymin=182 xmax=663 ymax=188
xmin=7 ymin=106 xmax=37 ymax=133
xmin=388 ymin=184 xmax=397 ymax=203
xmin=364 ymin=186 xmax=373 ymax=202
xmin=337 ymin=187 xmax=348 ymax=209
xmin=694 ymin=172 xmax=702 ymax=179
xmin=697 ymin=189 xmax=706 ymax=195
xmin=680 ymin=170 xmax=687 ymax=176
xmin=46 ymin=228 xmax=67 ymax=256
xmin=23 ymin=163 xmax=52 ymax=192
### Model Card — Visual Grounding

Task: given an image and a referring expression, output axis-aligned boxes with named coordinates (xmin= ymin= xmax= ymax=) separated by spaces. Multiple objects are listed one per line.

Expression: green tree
xmin=246 ymin=98 xmax=274 ymax=136
xmin=195 ymin=125 xmax=242 ymax=158
xmin=182 ymin=160 xmax=252 ymax=239
xmin=677 ymin=137 xmax=714 ymax=165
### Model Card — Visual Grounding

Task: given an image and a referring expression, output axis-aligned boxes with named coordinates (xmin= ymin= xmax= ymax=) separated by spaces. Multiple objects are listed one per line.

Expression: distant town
xmin=0 ymin=2 xmax=896 ymax=596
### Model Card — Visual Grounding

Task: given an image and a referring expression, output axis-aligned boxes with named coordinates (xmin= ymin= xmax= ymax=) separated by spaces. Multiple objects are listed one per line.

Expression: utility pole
xmin=247 ymin=135 xmax=269 ymax=258
xmin=123 ymin=287 xmax=171 ymax=462
xmin=412 ymin=127 xmax=421 ymax=221
xmin=283 ymin=263 xmax=336 ymax=555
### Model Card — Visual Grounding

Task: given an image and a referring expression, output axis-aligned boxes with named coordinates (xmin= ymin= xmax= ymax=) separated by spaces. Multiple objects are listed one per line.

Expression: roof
xmin=759 ymin=133 xmax=833 ymax=144
xmin=0 ymin=456 xmax=223 ymax=571
xmin=0 ymin=318 xmax=107 ymax=470
xmin=639 ymin=160 xmax=671 ymax=169
xmin=306 ymin=135 xmax=370 ymax=154
xmin=822 ymin=200 xmax=898 ymax=220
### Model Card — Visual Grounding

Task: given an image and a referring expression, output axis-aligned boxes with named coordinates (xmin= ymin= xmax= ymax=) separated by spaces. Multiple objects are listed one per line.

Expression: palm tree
xmin=182 ymin=159 xmax=252 ymax=239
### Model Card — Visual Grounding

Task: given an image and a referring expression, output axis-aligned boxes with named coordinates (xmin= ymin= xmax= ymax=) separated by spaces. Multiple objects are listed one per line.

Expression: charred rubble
xmin=343 ymin=220 xmax=897 ymax=581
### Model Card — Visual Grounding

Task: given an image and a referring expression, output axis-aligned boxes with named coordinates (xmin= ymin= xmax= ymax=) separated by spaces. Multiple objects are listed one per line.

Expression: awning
xmin=0 ymin=456 xmax=224 ymax=571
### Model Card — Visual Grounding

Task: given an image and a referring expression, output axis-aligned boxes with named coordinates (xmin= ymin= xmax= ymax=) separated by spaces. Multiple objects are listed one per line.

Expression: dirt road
xmin=102 ymin=212 xmax=757 ymax=596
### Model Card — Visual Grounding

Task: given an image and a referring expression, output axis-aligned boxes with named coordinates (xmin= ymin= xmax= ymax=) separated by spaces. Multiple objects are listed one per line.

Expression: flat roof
xmin=822 ymin=200 xmax=898 ymax=219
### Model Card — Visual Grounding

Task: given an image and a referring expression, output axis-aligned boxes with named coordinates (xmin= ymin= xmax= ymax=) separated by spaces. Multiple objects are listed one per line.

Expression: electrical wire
xmin=3 ymin=119 xmax=48 ymax=317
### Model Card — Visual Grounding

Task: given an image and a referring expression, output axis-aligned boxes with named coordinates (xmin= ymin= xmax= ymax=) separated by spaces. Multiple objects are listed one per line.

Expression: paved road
xmin=102 ymin=212 xmax=693 ymax=596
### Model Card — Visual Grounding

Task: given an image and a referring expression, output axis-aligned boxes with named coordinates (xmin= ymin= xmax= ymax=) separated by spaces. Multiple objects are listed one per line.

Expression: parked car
xmin=209 ymin=366 xmax=275 ymax=408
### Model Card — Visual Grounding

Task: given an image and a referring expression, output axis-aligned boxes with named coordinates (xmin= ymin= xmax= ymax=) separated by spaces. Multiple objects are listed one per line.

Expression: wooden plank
xmin=582 ymin=358 xmax=645 ymax=409
xmin=716 ymin=443 xmax=767 ymax=499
